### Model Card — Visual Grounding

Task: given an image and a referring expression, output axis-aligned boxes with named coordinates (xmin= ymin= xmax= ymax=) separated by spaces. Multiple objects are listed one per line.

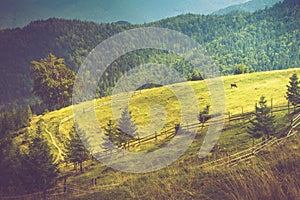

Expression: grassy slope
xmin=24 ymin=68 xmax=299 ymax=155
xmin=74 ymin=133 xmax=300 ymax=200
xmin=16 ymin=68 xmax=300 ymax=199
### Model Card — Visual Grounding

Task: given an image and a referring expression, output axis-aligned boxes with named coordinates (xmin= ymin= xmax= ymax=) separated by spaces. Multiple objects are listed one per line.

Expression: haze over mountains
xmin=213 ymin=0 xmax=282 ymax=15
xmin=0 ymin=0 xmax=280 ymax=29
xmin=0 ymin=0 xmax=299 ymax=106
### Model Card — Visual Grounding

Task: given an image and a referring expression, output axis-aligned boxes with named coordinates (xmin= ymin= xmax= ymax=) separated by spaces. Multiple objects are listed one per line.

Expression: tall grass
xmin=73 ymin=134 xmax=300 ymax=200
xmin=211 ymin=135 xmax=300 ymax=200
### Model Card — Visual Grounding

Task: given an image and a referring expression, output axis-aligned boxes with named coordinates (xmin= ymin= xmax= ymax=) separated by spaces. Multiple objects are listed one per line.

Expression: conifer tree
xmin=286 ymin=73 xmax=300 ymax=108
xmin=0 ymin=138 xmax=25 ymax=195
xmin=103 ymin=120 xmax=118 ymax=152
xmin=198 ymin=105 xmax=210 ymax=128
xmin=66 ymin=125 xmax=90 ymax=173
xmin=190 ymin=69 xmax=203 ymax=81
xmin=247 ymin=96 xmax=276 ymax=146
xmin=117 ymin=106 xmax=137 ymax=148
xmin=22 ymin=137 xmax=58 ymax=194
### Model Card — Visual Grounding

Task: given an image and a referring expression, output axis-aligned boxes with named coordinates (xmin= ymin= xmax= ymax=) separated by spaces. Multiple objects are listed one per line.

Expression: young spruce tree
xmin=117 ymin=106 xmax=137 ymax=149
xmin=66 ymin=125 xmax=90 ymax=173
xmin=22 ymin=137 xmax=58 ymax=194
xmin=247 ymin=96 xmax=276 ymax=147
xmin=286 ymin=73 xmax=300 ymax=109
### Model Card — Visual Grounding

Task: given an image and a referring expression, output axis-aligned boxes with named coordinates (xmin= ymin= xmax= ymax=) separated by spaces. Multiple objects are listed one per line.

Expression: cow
xmin=231 ymin=83 xmax=238 ymax=88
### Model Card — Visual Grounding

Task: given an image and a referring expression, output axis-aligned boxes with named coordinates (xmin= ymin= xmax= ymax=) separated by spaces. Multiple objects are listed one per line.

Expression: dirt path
xmin=45 ymin=127 xmax=65 ymax=163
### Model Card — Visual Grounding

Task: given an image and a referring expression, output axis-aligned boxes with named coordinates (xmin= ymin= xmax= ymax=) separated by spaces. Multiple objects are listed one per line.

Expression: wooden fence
xmin=199 ymin=111 xmax=300 ymax=169
xmin=2 ymin=101 xmax=298 ymax=199
xmin=96 ymin=100 xmax=294 ymax=158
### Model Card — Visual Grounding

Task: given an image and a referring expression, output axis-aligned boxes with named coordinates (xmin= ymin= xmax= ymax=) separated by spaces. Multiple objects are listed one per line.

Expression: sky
xmin=0 ymin=0 xmax=250 ymax=29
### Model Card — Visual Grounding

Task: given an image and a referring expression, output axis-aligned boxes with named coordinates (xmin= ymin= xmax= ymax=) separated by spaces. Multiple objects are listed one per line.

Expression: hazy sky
xmin=0 ymin=0 xmax=250 ymax=29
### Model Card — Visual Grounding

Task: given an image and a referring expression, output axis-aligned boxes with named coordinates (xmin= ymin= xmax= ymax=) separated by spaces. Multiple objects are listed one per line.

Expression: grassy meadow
xmin=15 ymin=68 xmax=300 ymax=199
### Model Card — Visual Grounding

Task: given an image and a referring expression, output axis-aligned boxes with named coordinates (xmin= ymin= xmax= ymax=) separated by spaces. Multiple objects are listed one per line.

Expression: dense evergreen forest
xmin=0 ymin=0 xmax=299 ymax=105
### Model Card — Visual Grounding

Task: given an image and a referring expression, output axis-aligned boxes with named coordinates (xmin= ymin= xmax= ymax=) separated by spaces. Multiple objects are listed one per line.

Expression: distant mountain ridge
xmin=0 ymin=0 xmax=247 ymax=29
xmin=213 ymin=0 xmax=282 ymax=15
xmin=0 ymin=0 xmax=299 ymax=105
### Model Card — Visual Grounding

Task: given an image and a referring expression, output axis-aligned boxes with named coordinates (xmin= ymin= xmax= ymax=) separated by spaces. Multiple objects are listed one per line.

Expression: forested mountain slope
xmin=0 ymin=0 xmax=245 ymax=29
xmin=213 ymin=0 xmax=282 ymax=15
xmin=0 ymin=0 xmax=299 ymax=105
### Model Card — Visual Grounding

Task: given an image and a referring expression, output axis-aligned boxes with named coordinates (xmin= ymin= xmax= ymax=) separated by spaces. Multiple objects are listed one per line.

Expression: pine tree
xmin=247 ymin=96 xmax=276 ymax=146
xmin=103 ymin=120 xmax=118 ymax=152
xmin=0 ymin=138 xmax=25 ymax=195
xmin=198 ymin=105 xmax=210 ymax=127
xmin=190 ymin=69 xmax=203 ymax=81
xmin=286 ymin=73 xmax=300 ymax=108
xmin=117 ymin=107 xmax=137 ymax=148
xmin=22 ymin=136 xmax=58 ymax=194
xmin=0 ymin=127 xmax=14 ymax=193
xmin=66 ymin=126 xmax=90 ymax=173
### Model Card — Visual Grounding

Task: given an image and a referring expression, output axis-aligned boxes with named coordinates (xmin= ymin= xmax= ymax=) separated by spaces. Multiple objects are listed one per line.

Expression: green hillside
xmin=1 ymin=1 xmax=299 ymax=197
xmin=20 ymin=68 xmax=298 ymax=162
xmin=7 ymin=68 xmax=298 ymax=199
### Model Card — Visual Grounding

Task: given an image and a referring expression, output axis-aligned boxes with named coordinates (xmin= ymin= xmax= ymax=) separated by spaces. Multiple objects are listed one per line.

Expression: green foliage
xmin=0 ymin=107 xmax=34 ymax=195
xmin=190 ymin=69 xmax=203 ymax=81
xmin=0 ymin=107 xmax=31 ymax=135
xmin=30 ymin=53 xmax=75 ymax=110
xmin=103 ymin=120 xmax=119 ymax=149
xmin=66 ymin=125 xmax=90 ymax=173
xmin=247 ymin=96 xmax=276 ymax=141
xmin=198 ymin=105 xmax=210 ymax=127
xmin=116 ymin=107 xmax=138 ymax=148
xmin=0 ymin=140 xmax=25 ymax=195
xmin=286 ymin=73 xmax=300 ymax=107
xmin=103 ymin=107 xmax=137 ymax=149
xmin=234 ymin=64 xmax=248 ymax=75
xmin=118 ymin=106 xmax=138 ymax=137
xmin=22 ymin=136 xmax=59 ymax=193
xmin=0 ymin=0 xmax=299 ymax=105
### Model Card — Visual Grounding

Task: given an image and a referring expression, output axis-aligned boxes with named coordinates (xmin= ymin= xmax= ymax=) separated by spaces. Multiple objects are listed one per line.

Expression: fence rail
xmin=68 ymin=101 xmax=297 ymax=162
xmin=198 ymin=111 xmax=300 ymax=169
xmin=2 ymin=101 xmax=298 ymax=199
xmin=110 ymin=100 xmax=294 ymax=154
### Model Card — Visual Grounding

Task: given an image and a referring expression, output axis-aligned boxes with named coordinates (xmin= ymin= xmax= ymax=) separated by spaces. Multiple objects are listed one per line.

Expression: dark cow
xmin=231 ymin=83 xmax=238 ymax=88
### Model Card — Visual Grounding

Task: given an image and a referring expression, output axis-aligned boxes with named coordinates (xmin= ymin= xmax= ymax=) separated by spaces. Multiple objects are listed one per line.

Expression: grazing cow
xmin=231 ymin=83 xmax=238 ymax=88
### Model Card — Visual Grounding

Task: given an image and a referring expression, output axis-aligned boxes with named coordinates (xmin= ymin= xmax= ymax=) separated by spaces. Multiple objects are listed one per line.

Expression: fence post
xmin=175 ymin=124 xmax=180 ymax=134
xmin=138 ymin=133 xmax=141 ymax=145
xmin=227 ymin=152 xmax=229 ymax=166
xmin=271 ymin=98 xmax=273 ymax=114
xmin=92 ymin=178 xmax=97 ymax=187
xmin=64 ymin=176 xmax=67 ymax=193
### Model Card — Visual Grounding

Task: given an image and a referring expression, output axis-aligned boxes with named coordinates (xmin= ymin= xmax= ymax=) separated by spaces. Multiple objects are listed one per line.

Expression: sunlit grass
xmin=24 ymin=68 xmax=300 ymax=162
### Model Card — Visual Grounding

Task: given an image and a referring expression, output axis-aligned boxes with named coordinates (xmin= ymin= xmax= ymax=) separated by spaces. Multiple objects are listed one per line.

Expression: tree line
xmin=0 ymin=0 xmax=299 ymax=105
